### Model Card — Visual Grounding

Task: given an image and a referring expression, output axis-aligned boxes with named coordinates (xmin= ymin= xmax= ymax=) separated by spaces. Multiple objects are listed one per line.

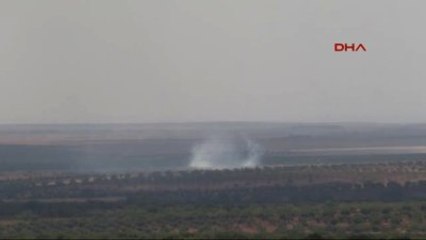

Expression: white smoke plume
xmin=189 ymin=135 xmax=264 ymax=169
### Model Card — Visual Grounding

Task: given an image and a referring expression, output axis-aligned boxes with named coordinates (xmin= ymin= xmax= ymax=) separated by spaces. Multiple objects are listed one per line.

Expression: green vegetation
xmin=0 ymin=161 xmax=426 ymax=239
xmin=0 ymin=201 xmax=425 ymax=239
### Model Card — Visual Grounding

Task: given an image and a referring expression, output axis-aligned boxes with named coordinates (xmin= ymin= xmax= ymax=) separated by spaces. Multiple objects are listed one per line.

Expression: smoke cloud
xmin=189 ymin=135 xmax=264 ymax=169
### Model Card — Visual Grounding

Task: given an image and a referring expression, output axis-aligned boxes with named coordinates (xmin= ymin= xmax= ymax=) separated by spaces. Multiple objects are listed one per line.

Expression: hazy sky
xmin=0 ymin=0 xmax=425 ymax=124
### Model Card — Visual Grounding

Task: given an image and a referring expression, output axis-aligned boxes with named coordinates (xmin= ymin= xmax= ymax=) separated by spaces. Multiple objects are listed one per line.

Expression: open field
xmin=1 ymin=123 xmax=426 ymax=238
xmin=2 ymin=123 xmax=426 ymax=172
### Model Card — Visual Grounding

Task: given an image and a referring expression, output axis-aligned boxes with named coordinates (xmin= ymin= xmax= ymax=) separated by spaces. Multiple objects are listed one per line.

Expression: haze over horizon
xmin=1 ymin=0 xmax=425 ymax=124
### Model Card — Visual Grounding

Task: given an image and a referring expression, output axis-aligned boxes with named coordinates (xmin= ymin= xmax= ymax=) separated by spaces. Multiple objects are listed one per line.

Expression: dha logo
xmin=334 ymin=43 xmax=367 ymax=52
